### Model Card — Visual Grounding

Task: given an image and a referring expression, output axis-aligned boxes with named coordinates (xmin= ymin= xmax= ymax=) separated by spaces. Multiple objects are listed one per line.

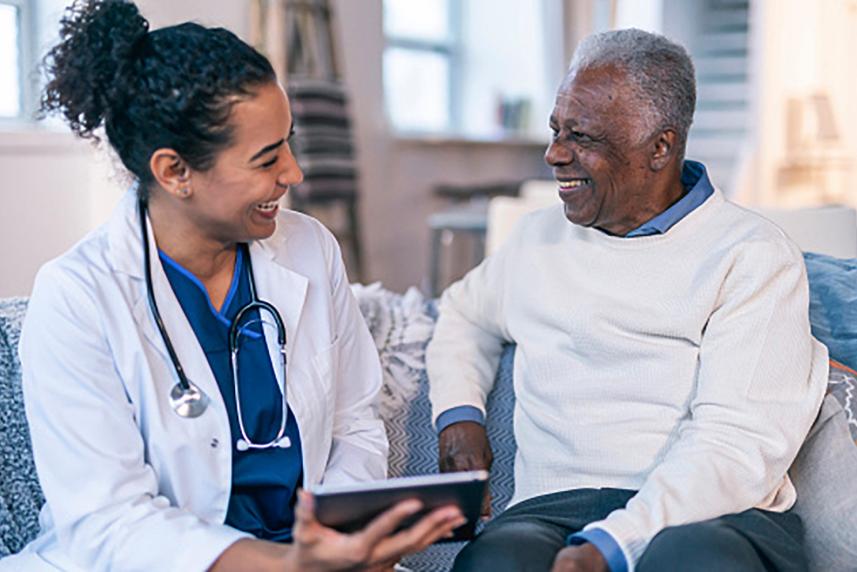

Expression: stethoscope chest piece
xmin=169 ymin=379 xmax=210 ymax=418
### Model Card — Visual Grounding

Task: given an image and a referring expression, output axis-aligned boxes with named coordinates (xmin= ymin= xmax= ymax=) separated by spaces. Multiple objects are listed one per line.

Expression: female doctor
xmin=10 ymin=1 xmax=464 ymax=570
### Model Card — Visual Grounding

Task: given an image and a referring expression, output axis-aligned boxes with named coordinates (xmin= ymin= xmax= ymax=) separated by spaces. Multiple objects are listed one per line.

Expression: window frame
xmin=382 ymin=0 xmax=462 ymax=135
xmin=0 ymin=0 xmax=37 ymax=123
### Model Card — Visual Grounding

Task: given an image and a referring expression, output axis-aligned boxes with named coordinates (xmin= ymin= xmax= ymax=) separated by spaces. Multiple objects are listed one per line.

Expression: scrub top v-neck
xmin=159 ymin=246 xmax=303 ymax=542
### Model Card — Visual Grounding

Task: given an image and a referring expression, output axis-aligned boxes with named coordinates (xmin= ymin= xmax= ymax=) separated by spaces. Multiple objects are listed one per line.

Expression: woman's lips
xmin=254 ymin=200 xmax=279 ymax=219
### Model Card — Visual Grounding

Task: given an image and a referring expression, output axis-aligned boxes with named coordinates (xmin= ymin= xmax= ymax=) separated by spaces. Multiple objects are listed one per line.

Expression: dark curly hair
xmin=41 ymin=0 xmax=276 ymax=200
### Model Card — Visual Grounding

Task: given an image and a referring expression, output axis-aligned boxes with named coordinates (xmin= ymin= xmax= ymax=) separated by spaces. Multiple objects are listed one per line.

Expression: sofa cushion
xmin=0 ymin=298 xmax=43 ymax=557
xmin=804 ymin=252 xmax=857 ymax=370
xmin=790 ymin=393 xmax=857 ymax=571
xmin=355 ymin=282 xmax=857 ymax=572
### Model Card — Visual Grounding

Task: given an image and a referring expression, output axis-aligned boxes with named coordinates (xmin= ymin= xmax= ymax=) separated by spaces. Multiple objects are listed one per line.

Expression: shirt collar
xmin=625 ymin=160 xmax=715 ymax=238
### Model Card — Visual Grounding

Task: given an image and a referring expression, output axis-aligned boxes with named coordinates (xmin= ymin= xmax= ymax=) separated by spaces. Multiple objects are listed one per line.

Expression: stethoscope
xmin=139 ymin=198 xmax=292 ymax=451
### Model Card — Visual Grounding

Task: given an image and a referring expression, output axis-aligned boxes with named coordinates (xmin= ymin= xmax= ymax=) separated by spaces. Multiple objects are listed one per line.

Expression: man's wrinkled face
xmin=546 ymin=65 xmax=657 ymax=234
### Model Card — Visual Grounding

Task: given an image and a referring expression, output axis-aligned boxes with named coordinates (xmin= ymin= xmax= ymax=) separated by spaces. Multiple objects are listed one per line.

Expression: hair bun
xmin=42 ymin=0 xmax=149 ymax=138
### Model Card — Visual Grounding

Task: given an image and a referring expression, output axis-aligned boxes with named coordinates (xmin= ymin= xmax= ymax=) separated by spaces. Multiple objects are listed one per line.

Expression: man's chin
xmin=563 ymin=205 xmax=596 ymax=227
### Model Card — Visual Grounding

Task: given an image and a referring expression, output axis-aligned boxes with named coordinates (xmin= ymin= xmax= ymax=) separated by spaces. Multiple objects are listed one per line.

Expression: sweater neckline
xmin=572 ymin=189 xmax=725 ymax=249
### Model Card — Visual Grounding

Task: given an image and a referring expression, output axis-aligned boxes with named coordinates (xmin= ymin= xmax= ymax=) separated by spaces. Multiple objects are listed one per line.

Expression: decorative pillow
xmin=349 ymin=283 xmax=435 ymax=428
xmin=804 ymin=252 xmax=857 ymax=370
xmin=0 ymin=297 xmax=44 ymax=557
xmin=828 ymin=360 xmax=857 ymax=444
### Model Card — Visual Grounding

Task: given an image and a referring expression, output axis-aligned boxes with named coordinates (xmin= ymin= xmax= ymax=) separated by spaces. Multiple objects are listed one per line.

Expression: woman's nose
xmin=279 ymin=154 xmax=304 ymax=187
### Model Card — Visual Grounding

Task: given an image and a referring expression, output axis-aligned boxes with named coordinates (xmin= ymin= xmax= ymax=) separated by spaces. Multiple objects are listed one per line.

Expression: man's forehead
xmin=552 ymin=65 xmax=627 ymax=115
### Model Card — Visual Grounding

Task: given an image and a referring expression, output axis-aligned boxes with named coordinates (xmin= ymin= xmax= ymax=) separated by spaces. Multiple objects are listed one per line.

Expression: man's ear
xmin=650 ymin=128 xmax=678 ymax=171
xmin=149 ymin=148 xmax=193 ymax=199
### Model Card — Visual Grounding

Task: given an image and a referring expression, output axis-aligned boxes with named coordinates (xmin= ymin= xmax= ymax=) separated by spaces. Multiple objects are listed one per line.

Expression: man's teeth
xmin=558 ymin=179 xmax=589 ymax=189
xmin=256 ymin=201 xmax=278 ymax=211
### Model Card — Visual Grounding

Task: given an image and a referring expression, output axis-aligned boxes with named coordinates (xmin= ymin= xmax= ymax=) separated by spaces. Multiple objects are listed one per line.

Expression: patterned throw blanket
xmin=350 ymin=283 xmax=436 ymax=420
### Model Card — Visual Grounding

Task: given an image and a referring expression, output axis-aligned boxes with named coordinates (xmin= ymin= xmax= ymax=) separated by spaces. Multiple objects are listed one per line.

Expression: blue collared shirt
xmin=435 ymin=160 xmax=715 ymax=571
xmin=160 ymin=246 xmax=303 ymax=542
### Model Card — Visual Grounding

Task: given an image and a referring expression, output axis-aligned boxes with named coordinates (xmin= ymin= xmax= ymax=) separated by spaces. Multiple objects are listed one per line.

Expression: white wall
xmin=0 ymin=131 xmax=122 ymax=297
xmin=0 ymin=0 xmax=553 ymax=297
xmin=0 ymin=0 xmax=256 ymax=298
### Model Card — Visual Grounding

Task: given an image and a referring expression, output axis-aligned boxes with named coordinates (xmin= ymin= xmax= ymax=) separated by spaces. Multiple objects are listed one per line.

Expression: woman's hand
xmin=288 ymin=489 xmax=466 ymax=571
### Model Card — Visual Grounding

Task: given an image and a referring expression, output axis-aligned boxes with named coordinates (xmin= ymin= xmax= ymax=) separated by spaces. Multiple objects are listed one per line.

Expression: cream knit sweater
xmin=427 ymin=190 xmax=828 ymax=568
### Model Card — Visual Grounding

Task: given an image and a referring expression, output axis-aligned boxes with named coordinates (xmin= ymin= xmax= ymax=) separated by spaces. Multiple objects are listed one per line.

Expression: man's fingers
xmin=480 ymin=488 xmax=493 ymax=518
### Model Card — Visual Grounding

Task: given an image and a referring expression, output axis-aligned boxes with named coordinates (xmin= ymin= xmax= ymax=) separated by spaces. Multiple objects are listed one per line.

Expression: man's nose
xmin=545 ymin=140 xmax=573 ymax=167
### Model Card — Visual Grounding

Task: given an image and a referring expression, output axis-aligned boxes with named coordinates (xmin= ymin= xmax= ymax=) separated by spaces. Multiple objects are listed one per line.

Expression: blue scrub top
xmin=160 ymin=246 xmax=303 ymax=542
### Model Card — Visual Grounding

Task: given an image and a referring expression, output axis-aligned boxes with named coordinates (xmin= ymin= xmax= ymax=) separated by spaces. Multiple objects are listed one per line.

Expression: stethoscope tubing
xmin=139 ymin=198 xmax=291 ymax=450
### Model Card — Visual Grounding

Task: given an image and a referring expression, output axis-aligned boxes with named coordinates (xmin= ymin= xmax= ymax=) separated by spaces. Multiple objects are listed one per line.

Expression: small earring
xmin=180 ymin=187 xmax=190 ymax=196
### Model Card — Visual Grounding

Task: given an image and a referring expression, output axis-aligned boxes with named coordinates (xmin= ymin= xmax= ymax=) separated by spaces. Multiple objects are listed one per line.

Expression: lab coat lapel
xmin=108 ymin=190 xmax=225 ymax=417
xmin=248 ymin=239 xmax=308 ymax=393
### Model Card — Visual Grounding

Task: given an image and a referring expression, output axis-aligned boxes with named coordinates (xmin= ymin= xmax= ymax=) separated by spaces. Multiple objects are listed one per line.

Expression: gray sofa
xmin=2 ymin=252 xmax=857 ymax=570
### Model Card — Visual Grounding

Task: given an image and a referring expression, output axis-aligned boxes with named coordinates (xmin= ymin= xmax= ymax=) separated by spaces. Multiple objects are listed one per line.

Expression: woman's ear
xmin=150 ymin=149 xmax=193 ymax=199
xmin=650 ymin=128 xmax=678 ymax=172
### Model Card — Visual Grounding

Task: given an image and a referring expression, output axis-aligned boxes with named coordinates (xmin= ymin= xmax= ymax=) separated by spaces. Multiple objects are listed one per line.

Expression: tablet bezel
xmin=311 ymin=470 xmax=488 ymax=542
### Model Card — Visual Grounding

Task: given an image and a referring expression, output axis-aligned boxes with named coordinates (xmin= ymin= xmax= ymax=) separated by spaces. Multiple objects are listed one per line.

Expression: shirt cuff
xmin=567 ymin=528 xmax=628 ymax=572
xmin=435 ymin=406 xmax=485 ymax=434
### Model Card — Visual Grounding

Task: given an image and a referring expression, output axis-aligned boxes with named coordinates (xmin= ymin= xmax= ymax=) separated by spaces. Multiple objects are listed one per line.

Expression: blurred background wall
xmin=1 ymin=0 xmax=855 ymax=297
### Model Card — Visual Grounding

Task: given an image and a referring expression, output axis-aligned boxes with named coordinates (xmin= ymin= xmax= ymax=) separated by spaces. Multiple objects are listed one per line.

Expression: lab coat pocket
xmin=311 ymin=338 xmax=338 ymax=395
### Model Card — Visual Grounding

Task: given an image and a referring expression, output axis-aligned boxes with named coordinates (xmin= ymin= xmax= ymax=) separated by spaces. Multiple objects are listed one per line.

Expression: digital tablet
xmin=311 ymin=470 xmax=488 ymax=542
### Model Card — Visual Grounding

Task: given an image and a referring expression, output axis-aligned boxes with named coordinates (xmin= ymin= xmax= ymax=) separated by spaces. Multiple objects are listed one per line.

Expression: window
xmin=383 ymin=0 xmax=457 ymax=134
xmin=0 ymin=0 xmax=67 ymax=123
xmin=383 ymin=0 xmax=564 ymax=141
xmin=1 ymin=0 xmax=27 ymax=119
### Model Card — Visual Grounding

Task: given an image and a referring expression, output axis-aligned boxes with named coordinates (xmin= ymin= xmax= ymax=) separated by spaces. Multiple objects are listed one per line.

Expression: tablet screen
xmin=311 ymin=470 xmax=488 ymax=542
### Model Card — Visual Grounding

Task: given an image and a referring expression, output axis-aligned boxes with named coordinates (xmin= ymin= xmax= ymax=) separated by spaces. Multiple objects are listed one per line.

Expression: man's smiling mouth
xmin=557 ymin=178 xmax=591 ymax=191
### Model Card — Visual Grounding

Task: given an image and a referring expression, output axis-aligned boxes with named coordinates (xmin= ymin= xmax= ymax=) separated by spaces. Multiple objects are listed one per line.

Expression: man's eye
xmin=260 ymin=157 xmax=278 ymax=169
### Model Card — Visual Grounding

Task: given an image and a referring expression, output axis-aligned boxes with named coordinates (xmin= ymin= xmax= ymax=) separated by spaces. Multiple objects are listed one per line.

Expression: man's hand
xmin=551 ymin=544 xmax=609 ymax=572
xmin=438 ymin=421 xmax=493 ymax=517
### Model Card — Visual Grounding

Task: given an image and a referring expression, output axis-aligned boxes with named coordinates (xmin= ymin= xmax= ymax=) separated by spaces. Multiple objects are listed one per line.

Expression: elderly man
xmin=427 ymin=28 xmax=827 ymax=572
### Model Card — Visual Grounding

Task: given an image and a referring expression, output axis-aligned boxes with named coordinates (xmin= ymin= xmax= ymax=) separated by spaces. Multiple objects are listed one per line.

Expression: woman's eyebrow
xmin=249 ymin=138 xmax=285 ymax=163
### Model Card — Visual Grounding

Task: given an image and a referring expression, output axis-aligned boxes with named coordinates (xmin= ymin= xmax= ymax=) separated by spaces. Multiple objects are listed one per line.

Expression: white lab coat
xmin=5 ymin=191 xmax=388 ymax=571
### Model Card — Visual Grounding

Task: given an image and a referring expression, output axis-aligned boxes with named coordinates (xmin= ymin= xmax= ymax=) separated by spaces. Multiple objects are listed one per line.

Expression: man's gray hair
xmin=569 ymin=28 xmax=696 ymax=146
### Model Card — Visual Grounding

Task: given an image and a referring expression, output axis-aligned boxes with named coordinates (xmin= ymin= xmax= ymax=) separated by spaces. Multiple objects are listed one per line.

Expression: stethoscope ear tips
xmin=276 ymin=437 xmax=292 ymax=448
xmin=236 ymin=439 xmax=250 ymax=452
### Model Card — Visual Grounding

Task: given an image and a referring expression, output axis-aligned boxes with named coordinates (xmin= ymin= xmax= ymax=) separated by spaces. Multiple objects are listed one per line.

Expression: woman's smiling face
xmin=184 ymin=82 xmax=303 ymax=243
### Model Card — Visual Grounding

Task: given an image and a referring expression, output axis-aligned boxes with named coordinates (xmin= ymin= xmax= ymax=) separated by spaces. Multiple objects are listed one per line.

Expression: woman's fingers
xmin=292 ymin=489 xmax=321 ymax=545
xmin=356 ymin=499 xmax=424 ymax=547
xmin=369 ymin=505 xmax=466 ymax=563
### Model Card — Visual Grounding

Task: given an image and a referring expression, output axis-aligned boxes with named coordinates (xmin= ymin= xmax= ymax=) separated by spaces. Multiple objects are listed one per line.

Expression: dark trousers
xmin=451 ymin=488 xmax=807 ymax=572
